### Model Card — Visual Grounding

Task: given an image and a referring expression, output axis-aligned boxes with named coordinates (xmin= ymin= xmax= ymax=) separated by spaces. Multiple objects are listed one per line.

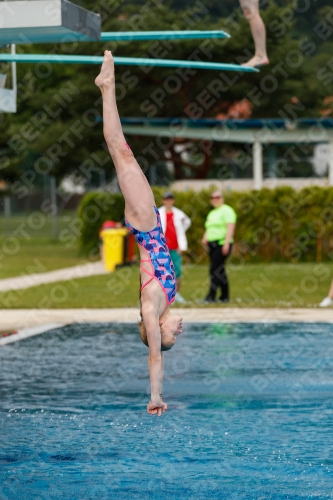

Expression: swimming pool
xmin=1 ymin=322 xmax=332 ymax=499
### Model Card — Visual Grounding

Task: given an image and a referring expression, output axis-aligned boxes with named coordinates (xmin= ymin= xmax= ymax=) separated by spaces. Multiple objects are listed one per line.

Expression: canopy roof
xmin=118 ymin=118 xmax=333 ymax=144
xmin=120 ymin=117 xmax=333 ymax=129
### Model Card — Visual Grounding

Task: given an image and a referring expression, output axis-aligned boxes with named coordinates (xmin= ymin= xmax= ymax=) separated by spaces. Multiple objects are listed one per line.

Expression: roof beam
xmin=121 ymin=124 xmax=333 ymax=144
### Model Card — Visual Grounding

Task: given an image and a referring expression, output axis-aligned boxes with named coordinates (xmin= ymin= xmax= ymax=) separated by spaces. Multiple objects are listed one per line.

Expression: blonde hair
xmin=138 ymin=317 xmax=174 ymax=351
xmin=211 ymin=189 xmax=223 ymax=198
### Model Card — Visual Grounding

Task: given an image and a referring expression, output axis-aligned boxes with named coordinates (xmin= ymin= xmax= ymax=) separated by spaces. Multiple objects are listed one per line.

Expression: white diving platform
xmin=0 ymin=0 xmax=101 ymax=45
xmin=0 ymin=2 xmax=256 ymax=113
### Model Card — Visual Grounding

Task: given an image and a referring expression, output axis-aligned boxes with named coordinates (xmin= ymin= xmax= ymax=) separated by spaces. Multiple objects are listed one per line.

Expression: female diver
xmin=95 ymin=51 xmax=183 ymax=417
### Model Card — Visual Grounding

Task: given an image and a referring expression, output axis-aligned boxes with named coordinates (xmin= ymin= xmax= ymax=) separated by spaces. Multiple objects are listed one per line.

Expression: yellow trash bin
xmin=100 ymin=228 xmax=129 ymax=272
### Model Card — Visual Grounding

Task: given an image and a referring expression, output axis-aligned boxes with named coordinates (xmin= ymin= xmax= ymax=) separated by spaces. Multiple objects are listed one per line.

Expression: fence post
xmin=50 ymin=176 xmax=58 ymax=238
xmin=150 ymin=164 xmax=157 ymax=185
xmin=99 ymin=169 xmax=106 ymax=187
xmin=4 ymin=195 xmax=10 ymax=236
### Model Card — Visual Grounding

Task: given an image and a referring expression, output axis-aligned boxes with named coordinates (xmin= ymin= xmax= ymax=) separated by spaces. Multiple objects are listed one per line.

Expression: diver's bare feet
xmin=95 ymin=50 xmax=115 ymax=89
xmin=242 ymin=54 xmax=269 ymax=68
xmin=147 ymin=400 xmax=167 ymax=417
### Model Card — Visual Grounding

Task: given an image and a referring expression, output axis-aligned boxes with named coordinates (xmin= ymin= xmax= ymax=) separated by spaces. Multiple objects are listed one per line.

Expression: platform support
xmin=329 ymin=141 xmax=333 ymax=186
xmin=253 ymin=141 xmax=263 ymax=190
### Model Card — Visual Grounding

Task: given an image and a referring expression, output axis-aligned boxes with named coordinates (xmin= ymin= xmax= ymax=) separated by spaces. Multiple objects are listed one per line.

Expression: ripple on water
xmin=0 ymin=322 xmax=333 ymax=499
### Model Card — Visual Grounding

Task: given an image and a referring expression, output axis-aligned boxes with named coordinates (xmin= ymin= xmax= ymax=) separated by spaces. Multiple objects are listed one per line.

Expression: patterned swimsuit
xmin=125 ymin=206 xmax=176 ymax=305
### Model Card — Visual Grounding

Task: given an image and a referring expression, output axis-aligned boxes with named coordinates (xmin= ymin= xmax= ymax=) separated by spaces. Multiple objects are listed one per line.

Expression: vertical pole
xmin=268 ymin=145 xmax=276 ymax=178
xmin=100 ymin=169 xmax=106 ymax=187
xmin=150 ymin=164 xmax=157 ymax=185
xmin=253 ymin=140 xmax=263 ymax=190
xmin=4 ymin=195 xmax=11 ymax=237
xmin=43 ymin=173 xmax=49 ymax=200
xmin=11 ymin=44 xmax=17 ymax=112
xmin=50 ymin=176 xmax=58 ymax=238
xmin=328 ymin=141 xmax=333 ymax=186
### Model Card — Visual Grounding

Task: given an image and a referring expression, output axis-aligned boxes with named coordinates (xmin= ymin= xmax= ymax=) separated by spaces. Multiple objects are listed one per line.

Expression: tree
xmin=0 ymin=0 xmax=332 ymax=184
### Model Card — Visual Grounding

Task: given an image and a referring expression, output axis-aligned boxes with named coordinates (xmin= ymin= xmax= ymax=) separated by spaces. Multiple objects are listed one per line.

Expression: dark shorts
xmin=169 ymin=250 xmax=182 ymax=279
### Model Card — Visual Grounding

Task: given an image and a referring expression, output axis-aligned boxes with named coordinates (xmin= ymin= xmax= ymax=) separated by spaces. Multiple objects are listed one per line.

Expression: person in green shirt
xmin=202 ymin=191 xmax=237 ymax=302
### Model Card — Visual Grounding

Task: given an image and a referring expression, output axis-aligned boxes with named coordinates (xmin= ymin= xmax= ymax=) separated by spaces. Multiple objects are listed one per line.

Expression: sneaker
xmin=174 ymin=293 xmax=186 ymax=304
xmin=319 ymin=297 xmax=333 ymax=307
xmin=218 ymin=298 xmax=229 ymax=303
xmin=199 ymin=297 xmax=216 ymax=304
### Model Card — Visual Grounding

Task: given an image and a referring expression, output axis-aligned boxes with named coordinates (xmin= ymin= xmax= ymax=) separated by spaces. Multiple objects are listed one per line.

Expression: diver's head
xmin=138 ymin=310 xmax=182 ymax=351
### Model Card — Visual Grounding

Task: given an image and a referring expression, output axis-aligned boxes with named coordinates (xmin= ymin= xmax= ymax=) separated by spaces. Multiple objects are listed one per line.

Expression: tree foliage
xmin=0 ymin=0 xmax=332 ymax=183
xmin=78 ymin=185 xmax=333 ymax=263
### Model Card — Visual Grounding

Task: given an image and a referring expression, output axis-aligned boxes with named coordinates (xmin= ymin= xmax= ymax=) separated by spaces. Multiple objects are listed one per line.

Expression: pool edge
xmin=0 ymin=307 xmax=332 ymax=332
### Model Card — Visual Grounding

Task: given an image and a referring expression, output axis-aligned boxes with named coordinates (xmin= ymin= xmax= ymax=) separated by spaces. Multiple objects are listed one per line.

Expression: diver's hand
xmin=147 ymin=399 xmax=167 ymax=416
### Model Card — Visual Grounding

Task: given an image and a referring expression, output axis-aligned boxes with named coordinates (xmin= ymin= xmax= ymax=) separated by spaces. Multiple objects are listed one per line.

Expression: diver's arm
xmin=144 ymin=314 xmax=163 ymax=403
xmin=142 ymin=304 xmax=167 ymax=416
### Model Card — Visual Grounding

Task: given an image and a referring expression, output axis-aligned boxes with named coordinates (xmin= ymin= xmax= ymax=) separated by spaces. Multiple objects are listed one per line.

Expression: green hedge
xmin=78 ymin=186 xmax=333 ymax=262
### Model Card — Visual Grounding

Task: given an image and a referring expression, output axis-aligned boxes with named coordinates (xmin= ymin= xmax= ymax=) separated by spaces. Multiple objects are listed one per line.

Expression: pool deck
xmin=1 ymin=308 xmax=332 ymax=331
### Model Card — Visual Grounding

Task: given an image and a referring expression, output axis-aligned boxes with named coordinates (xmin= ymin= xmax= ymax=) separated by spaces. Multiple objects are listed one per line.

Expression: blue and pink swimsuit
xmin=125 ymin=206 xmax=176 ymax=306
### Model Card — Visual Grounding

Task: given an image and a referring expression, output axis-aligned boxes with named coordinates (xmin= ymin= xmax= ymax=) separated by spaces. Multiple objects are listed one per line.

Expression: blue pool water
xmin=1 ymin=322 xmax=333 ymax=499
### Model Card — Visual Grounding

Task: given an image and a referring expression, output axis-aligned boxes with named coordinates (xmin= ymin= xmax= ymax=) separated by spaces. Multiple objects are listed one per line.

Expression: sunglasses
xmin=210 ymin=195 xmax=221 ymax=199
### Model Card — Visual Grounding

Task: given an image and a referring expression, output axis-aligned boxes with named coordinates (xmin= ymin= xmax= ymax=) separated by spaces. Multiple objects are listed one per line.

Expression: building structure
xmin=120 ymin=117 xmax=333 ymax=190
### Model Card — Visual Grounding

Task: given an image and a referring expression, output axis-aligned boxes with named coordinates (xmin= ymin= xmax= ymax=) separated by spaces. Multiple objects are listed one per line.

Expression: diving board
xmin=0 ymin=0 xmax=101 ymax=45
xmin=100 ymin=30 xmax=230 ymax=42
xmin=0 ymin=0 xmax=257 ymax=115
xmin=0 ymin=54 xmax=259 ymax=72
xmin=0 ymin=1 xmax=229 ymax=46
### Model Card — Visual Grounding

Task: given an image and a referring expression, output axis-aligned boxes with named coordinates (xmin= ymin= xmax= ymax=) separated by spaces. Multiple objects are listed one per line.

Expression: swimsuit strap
xmin=139 ymin=265 xmax=154 ymax=277
xmin=140 ymin=277 xmax=154 ymax=292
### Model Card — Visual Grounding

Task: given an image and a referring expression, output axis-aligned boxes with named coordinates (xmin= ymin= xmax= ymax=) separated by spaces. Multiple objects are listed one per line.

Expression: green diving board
xmin=0 ymin=54 xmax=259 ymax=72
xmin=100 ymin=30 xmax=230 ymax=42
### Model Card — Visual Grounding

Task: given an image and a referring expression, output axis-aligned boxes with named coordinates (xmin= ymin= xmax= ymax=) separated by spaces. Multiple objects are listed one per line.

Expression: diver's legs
xmin=95 ymin=51 xmax=156 ymax=231
xmin=239 ymin=0 xmax=269 ymax=67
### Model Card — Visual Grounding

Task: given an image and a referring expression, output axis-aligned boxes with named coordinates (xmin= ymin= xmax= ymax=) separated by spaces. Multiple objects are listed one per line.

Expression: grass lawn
xmin=0 ymin=211 xmax=78 ymax=238
xmin=1 ymin=262 xmax=332 ymax=309
xmin=0 ymin=237 xmax=90 ymax=279
xmin=0 ymin=211 xmax=87 ymax=279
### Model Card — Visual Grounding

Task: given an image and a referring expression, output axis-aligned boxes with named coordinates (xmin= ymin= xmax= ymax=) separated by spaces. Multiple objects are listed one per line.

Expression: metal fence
xmin=0 ymin=176 xmax=83 ymax=238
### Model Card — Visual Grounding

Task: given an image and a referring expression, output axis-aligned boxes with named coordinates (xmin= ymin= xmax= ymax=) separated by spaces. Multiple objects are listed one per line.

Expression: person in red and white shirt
xmin=159 ymin=192 xmax=191 ymax=303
